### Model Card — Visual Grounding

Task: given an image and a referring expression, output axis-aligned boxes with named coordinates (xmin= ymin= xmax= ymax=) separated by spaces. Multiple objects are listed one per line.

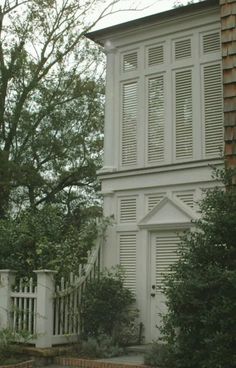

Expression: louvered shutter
xmin=147 ymin=75 xmax=165 ymax=163
xmin=121 ymin=82 xmax=138 ymax=166
xmin=175 ymin=192 xmax=194 ymax=209
xmin=202 ymin=32 xmax=221 ymax=54
xmin=155 ymin=234 xmax=181 ymax=290
xmin=123 ymin=52 xmax=138 ymax=72
xmin=175 ymin=70 xmax=193 ymax=160
xmin=175 ymin=39 xmax=191 ymax=60
xmin=147 ymin=193 xmax=165 ymax=212
xmin=203 ymin=64 xmax=223 ymax=156
xmin=119 ymin=198 xmax=137 ymax=223
xmin=148 ymin=45 xmax=164 ymax=66
xmin=119 ymin=233 xmax=136 ymax=292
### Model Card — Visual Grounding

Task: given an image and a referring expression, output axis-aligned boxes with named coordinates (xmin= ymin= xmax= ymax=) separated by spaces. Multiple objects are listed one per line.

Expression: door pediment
xmin=138 ymin=196 xmax=196 ymax=229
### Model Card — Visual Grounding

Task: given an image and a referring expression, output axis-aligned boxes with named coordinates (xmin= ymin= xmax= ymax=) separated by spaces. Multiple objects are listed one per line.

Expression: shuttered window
xmin=119 ymin=233 xmax=136 ymax=292
xmin=202 ymin=32 xmax=221 ymax=54
xmin=148 ymin=45 xmax=164 ymax=66
xmin=203 ymin=64 xmax=223 ymax=156
xmin=123 ymin=52 xmax=138 ymax=72
xmin=119 ymin=197 xmax=137 ymax=223
xmin=147 ymin=75 xmax=165 ymax=163
xmin=147 ymin=193 xmax=165 ymax=212
xmin=175 ymin=192 xmax=194 ymax=209
xmin=175 ymin=38 xmax=191 ymax=60
xmin=121 ymin=82 xmax=138 ymax=166
xmin=175 ymin=70 xmax=193 ymax=160
xmin=155 ymin=234 xmax=181 ymax=289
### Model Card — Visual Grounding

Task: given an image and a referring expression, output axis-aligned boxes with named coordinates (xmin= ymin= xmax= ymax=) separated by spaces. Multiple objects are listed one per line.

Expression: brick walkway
xmin=49 ymin=354 xmax=147 ymax=368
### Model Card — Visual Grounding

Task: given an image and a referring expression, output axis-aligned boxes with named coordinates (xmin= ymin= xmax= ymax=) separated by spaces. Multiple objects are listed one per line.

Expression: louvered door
xmin=150 ymin=231 xmax=181 ymax=339
xmin=121 ymin=82 xmax=138 ymax=167
xmin=119 ymin=233 xmax=137 ymax=293
xmin=147 ymin=75 xmax=165 ymax=164
xmin=203 ymin=63 xmax=223 ymax=156
xmin=175 ymin=69 xmax=193 ymax=160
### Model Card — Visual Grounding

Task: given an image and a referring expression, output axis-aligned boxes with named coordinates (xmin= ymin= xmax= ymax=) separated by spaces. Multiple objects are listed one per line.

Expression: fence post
xmin=34 ymin=270 xmax=57 ymax=348
xmin=0 ymin=270 xmax=16 ymax=329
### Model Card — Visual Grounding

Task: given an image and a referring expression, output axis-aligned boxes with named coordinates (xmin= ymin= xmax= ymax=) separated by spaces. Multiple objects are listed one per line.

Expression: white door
xmin=150 ymin=231 xmax=181 ymax=340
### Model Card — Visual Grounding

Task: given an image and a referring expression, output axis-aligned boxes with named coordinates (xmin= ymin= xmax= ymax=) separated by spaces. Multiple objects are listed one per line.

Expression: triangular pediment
xmin=139 ymin=196 xmax=196 ymax=229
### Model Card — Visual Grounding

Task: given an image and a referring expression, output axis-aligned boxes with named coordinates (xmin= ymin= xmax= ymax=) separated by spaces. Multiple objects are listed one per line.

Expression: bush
xmin=80 ymin=267 xmax=136 ymax=342
xmin=78 ymin=334 xmax=123 ymax=358
xmin=0 ymin=329 xmax=33 ymax=363
xmin=158 ymin=170 xmax=236 ymax=368
xmin=0 ymin=205 xmax=101 ymax=278
xmin=144 ymin=342 xmax=174 ymax=368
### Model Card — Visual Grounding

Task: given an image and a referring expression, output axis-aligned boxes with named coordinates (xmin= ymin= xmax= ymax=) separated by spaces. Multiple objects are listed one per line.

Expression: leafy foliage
xmin=0 ymin=0 xmax=111 ymax=218
xmin=0 ymin=0 xmax=116 ymax=278
xmin=158 ymin=170 xmax=236 ymax=368
xmin=80 ymin=267 xmax=136 ymax=341
xmin=0 ymin=328 xmax=33 ymax=363
xmin=144 ymin=342 xmax=174 ymax=368
xmin=77 ymin=334 xmax=123 ymax=359
xmin=0 ymin=204 xmax=102 ymax=278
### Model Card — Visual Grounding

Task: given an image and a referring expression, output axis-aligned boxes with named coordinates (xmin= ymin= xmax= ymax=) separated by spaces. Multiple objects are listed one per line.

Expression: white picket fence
xmin=0 ymin=238 xmax=101 ymax=348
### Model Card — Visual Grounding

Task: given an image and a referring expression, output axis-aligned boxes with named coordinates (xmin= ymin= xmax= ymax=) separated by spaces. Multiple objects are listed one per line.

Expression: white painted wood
xmin=139 ymin=197 xmax=196 ymax=229
xmin=34 ymin=270 xmax=56 ymax=348
xmin=0 ymin=270 xmax=16 ymax=329
xmin=150 ymin=231 xmax=181 ymax=340
xmin=119 ymin=232 xmax=137 ymax=293
xmin=93 ymin=2 xmax=223 ymax=343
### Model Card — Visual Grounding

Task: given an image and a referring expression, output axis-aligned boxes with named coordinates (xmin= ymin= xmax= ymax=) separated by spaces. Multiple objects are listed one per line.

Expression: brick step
xmin=55 ymin=357 xmax=149 ymax=368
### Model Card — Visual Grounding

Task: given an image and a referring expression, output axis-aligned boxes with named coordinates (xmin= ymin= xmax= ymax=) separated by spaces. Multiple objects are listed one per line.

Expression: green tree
xmin=159 ymin=170 xmax=236 ymax=368
xmin=0 ymin=204 xmax=103 ymax=278
xmin=0 ymin=0 xmax=119 ymax=218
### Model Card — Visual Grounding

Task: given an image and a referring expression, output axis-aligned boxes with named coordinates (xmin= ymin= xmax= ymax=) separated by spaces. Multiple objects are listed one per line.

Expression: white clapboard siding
xmin=147 ymin=75 xmax=165 ymax=163
xmin=148 ymin=45 xmax=164 ymax=66
xmin=202 ymin=32 xmax=221 ymax=54
xmin=119 ymin=233 xmax=136 ymax=292
xmin=147 ymin=193 xmax=165 ymax=212
xmin=203 ymin=63 xmax=223 ymax=156
xmin=119 ymin=197 xmax=137 ymax=223
xmin=123 ymin=52 xmax=138 ymax=72
xmin=176 ymin=192 xmax=194 ymax=209
xmin=155 ymin=234 xmax=181 ymax=289
xmin=121 ymin=82 xmax=138 ymax=166
xmin=175 ymin=38 xmax=192 ymax=60
xmin=175 ymin=69 xmax=193 ymax=160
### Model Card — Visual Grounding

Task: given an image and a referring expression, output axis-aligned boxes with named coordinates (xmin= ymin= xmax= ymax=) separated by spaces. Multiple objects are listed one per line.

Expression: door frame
xmin=148 ymin=227 xmax=187 ymax=341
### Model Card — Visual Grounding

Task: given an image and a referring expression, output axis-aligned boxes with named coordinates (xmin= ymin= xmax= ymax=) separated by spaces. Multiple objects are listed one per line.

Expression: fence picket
xmin=1 ymin=235 xmax=102 ymax=348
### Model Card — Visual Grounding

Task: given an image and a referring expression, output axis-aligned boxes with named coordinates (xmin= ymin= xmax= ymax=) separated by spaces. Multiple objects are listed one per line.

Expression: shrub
xmin=158 ymin=169 xmax=236 ymax=368
xmin=144 ymin=342 xmax=174 ymax=368
xmin=80 ymin=267 xmax=136 ymax=341
xmin=78 ymin=334 xmax=123 ymax=358
xmin=0 ymin=329 xmax=33 ymax=363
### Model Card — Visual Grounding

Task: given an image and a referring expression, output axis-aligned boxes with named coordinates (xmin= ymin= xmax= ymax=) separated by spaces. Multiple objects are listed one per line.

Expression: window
xmin=119 ymin=27 xmax=223 ymax=169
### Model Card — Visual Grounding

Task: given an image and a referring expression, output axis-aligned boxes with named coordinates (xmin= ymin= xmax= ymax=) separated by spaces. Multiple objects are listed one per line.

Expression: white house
xmin=87 ymin=0 xmax=226 ymax=342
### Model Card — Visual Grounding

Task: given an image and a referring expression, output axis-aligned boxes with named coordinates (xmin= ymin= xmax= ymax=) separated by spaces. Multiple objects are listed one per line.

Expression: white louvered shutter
xmin=203 ymin=64 xmax=223 ymax=157
xmin=202 ymin=32 xmax=221 ymax=54
xmin=119 ymin=233 xmax=136 ymax=292
xmin=147 ymin=193 xmax=165 ymax=212
xmin=155 ymin=234 xmax=181 ymax=290
xmin=119 ymin=198 xmax=137 ymax=223
xmin=175 ymin=39 xmax=191 ymax=60
xmin=175 ymin=192 xmax=194 ymax=209
xmin=123 ymin=52 xmax=138 ymax=72
xmin=121 ymin=82 xmax=138 ymax=166
xmin=148 ymin=45 xmax=164 ymax=66
xmin=147 ymin=75 xmax=165 ymax=163
xmin=175 ymin=70 xmax=193 ymax=160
